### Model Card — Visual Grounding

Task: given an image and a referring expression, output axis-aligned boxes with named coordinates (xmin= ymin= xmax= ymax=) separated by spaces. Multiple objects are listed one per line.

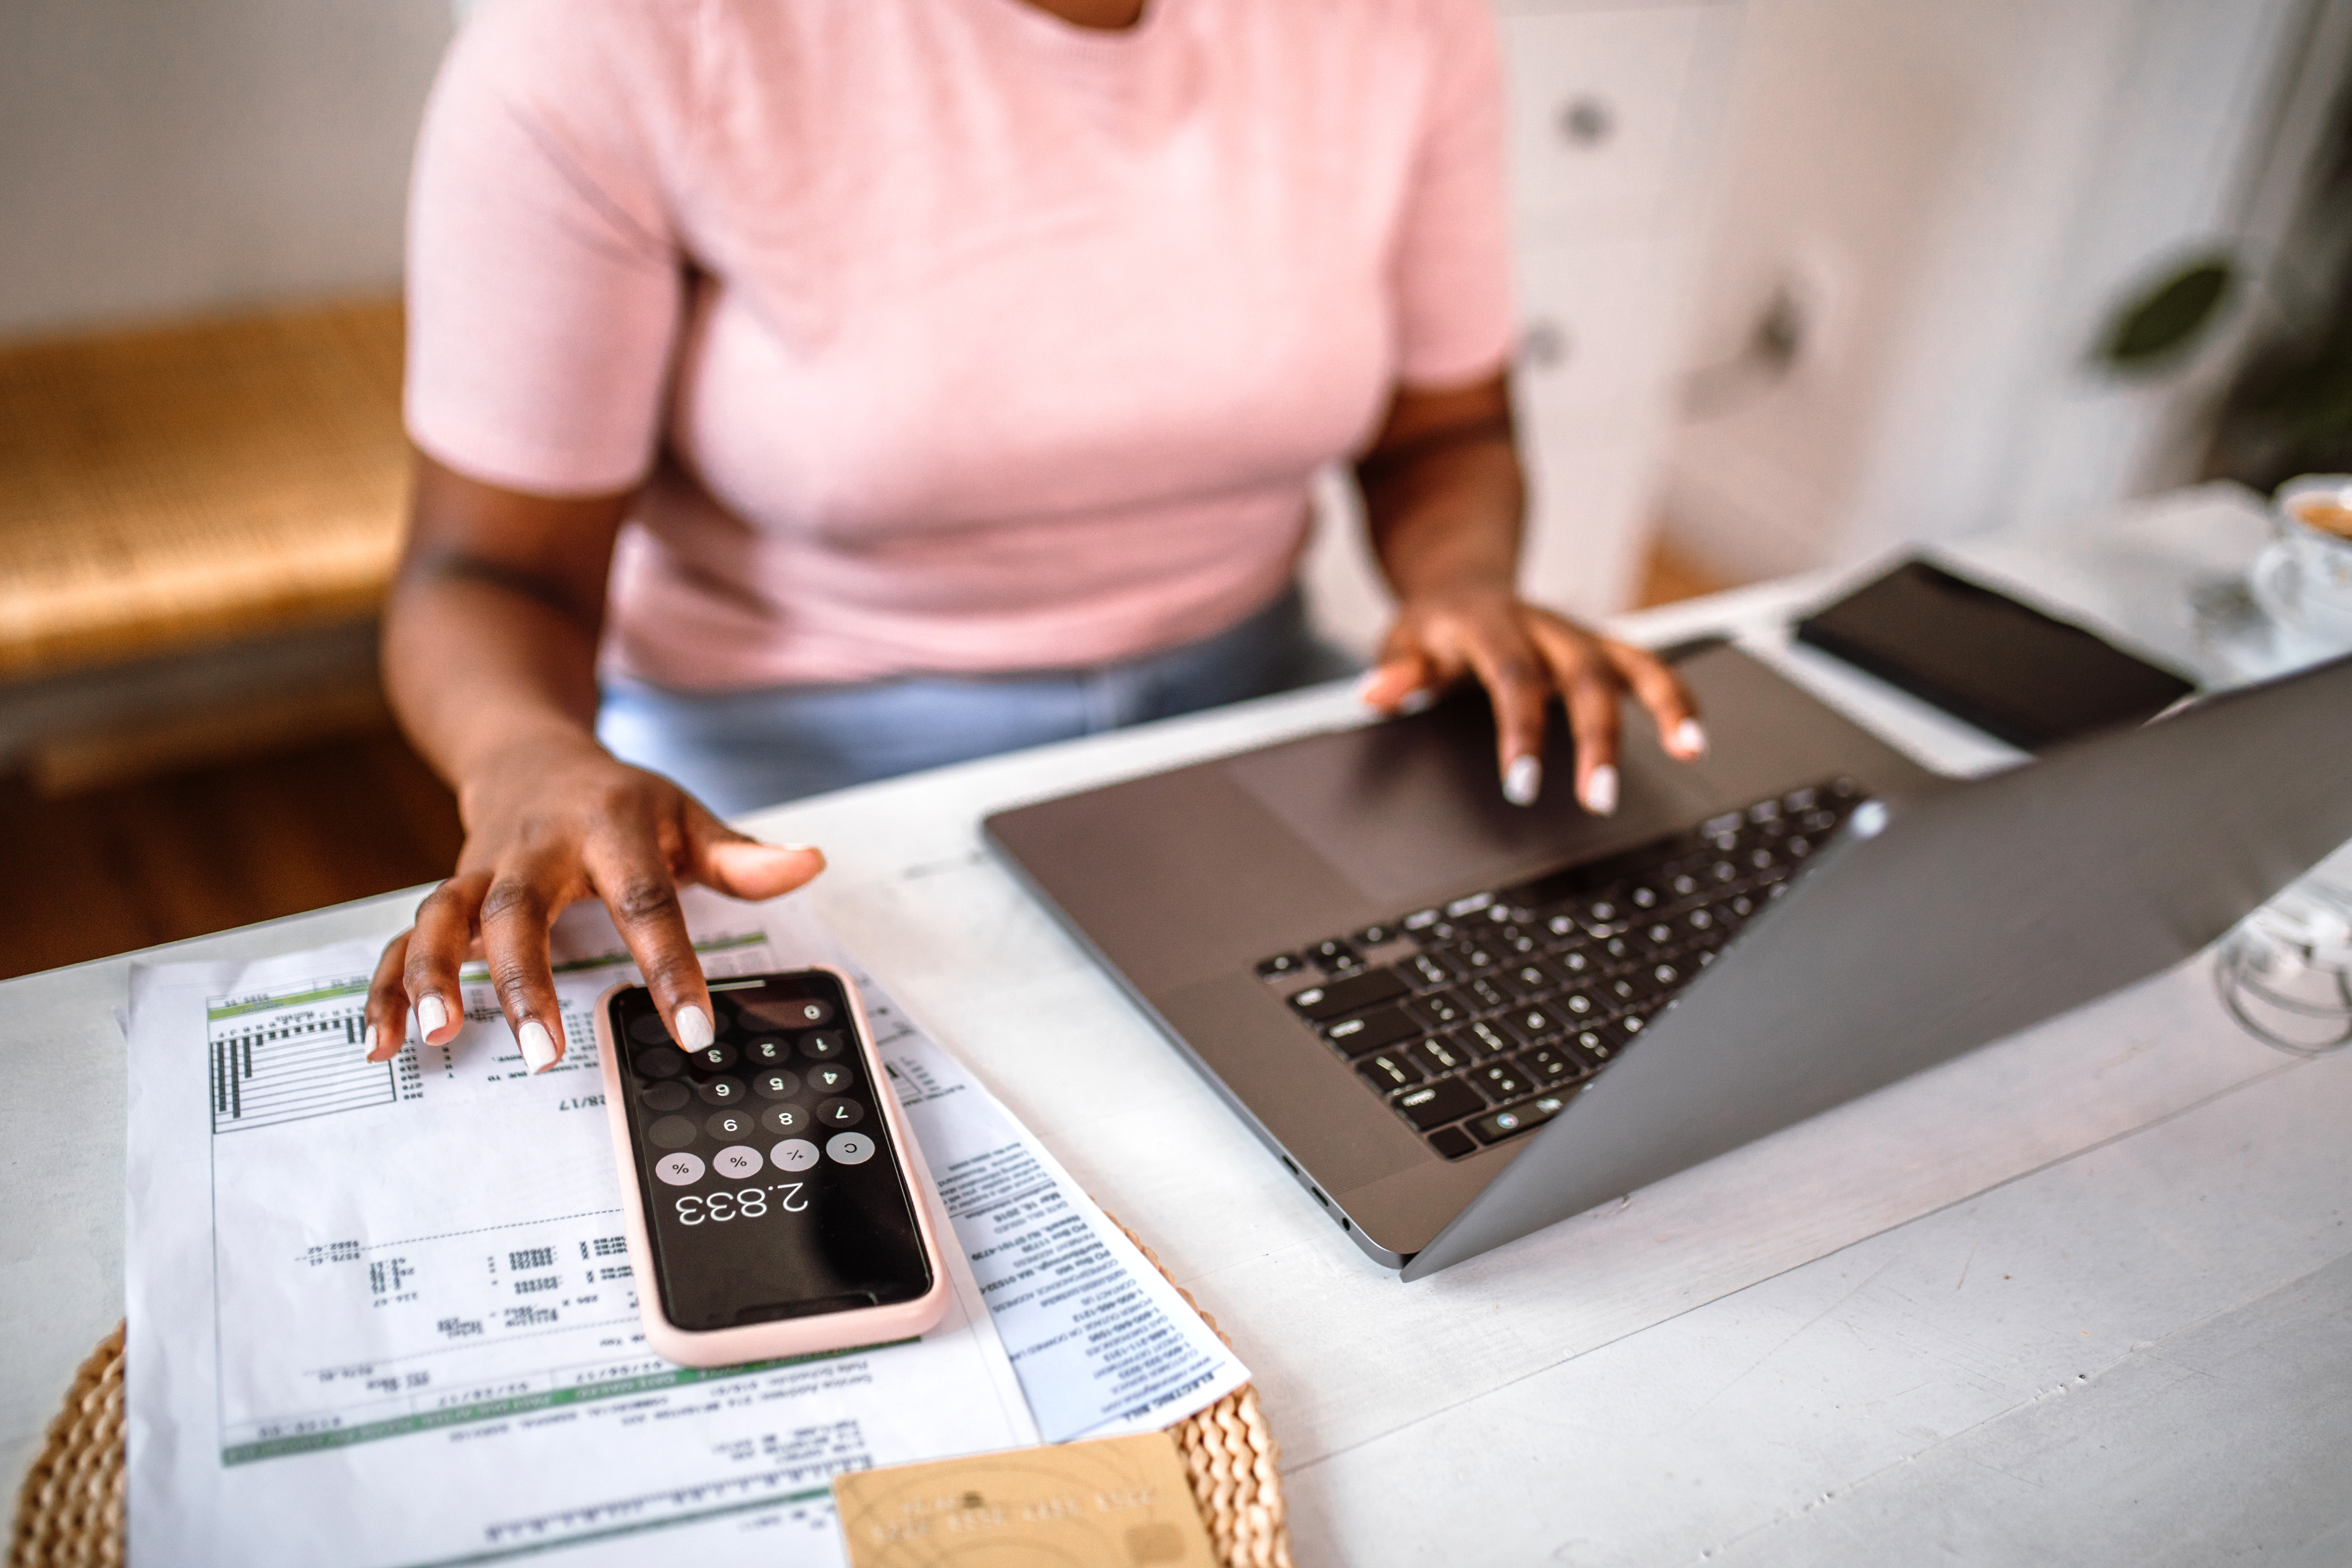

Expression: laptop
xmin=984 ymin=641 xmax=2352 ymax=1278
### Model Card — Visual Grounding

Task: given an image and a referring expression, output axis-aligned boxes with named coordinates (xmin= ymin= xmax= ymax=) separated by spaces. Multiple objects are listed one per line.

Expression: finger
xmin=1597 ymin=639 xmax=1706 ymax=760
xmin=686 ymin=806 xmax=826 ymax=904
xmin=1530 ymin=623 xmax=1622 ymax=815
xmin=1457 ymin=624 xmax=1553 ymax=806
xmin=585 ymin=824 xmax=723 ymax=1057
xmin=364 ymin=930 xmax=413 ymax=1062
xmin=477 ymin=863 xmax=570 ymax=1073
xmin=404 ymin=871 xmax=490 ymax=1048
xmin=1380 ymin=616 xmax=1475 ymax=693
xmin=1357 ymin=648 xmax=1438 ymax=715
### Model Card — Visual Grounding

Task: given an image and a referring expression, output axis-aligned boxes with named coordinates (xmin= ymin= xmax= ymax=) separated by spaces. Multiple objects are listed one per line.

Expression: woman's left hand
xmin=1359 ymin=584 xmax=1706 ymax=813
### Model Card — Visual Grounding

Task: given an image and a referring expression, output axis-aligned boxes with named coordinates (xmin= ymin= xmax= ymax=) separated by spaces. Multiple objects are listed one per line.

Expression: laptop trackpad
xmin=1220 ymin=644 xmax=1945 ymax=911
xmin=1222 ymin=687 xmax=1719 ymax=910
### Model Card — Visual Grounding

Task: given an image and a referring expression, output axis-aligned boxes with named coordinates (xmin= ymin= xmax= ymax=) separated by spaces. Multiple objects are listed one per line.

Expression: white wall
xmin=0 ymin=0 xmax=452 ymax=337
xmin=1658 ymin=0 xmax=2314 ymax=584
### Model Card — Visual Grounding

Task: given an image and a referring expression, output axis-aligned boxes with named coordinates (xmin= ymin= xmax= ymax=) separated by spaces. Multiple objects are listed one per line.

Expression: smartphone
xmin=596 ymin=967 xmax=948 ymax=1367
xmin=1793 ymin=559 xmax=2195 ymax=750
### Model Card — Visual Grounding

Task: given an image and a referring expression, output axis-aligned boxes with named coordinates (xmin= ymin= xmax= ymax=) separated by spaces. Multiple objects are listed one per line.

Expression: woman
xmin=361 ymin=0 xmax=1704 ymax=1070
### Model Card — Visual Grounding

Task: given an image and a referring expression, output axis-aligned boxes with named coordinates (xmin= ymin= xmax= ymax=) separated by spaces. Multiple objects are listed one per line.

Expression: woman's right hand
xmin=360 ymin=729 xmax=824 ymax=1071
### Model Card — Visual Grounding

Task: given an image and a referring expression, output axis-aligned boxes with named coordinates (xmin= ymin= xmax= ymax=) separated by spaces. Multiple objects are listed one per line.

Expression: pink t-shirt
xmin=406 ymin=0 xmax=1514 ymax=689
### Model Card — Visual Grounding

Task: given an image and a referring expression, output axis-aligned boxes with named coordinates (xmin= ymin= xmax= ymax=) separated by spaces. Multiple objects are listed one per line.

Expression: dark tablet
xmin=1792 ymin=559 xmax=2196 ymax=750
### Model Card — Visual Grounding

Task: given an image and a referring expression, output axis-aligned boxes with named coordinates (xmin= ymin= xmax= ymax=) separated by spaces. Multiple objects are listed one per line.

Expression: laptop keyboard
xmin=1252 ymin=778 xmax=1868 ymax=1159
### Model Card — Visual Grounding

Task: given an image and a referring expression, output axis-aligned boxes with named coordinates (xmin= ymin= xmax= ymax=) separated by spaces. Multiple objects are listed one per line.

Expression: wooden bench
xmin=0 ymin=299 xmax=409 ymax=791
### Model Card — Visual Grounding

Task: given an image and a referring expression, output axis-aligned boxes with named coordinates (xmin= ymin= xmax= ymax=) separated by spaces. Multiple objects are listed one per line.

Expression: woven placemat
xmin=9 ymin=1324 xmax=122 ymax=1568
xmin=13 ymin=1239 xmax=1286 ymax=1568
xmin=1109 ymin=1216 xmax=1293 ymax=1568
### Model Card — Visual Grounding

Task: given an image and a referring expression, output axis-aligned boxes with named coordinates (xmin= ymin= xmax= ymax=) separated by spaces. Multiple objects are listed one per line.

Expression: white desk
xmin=9 ymin=485 xmax=2347 ymax=1564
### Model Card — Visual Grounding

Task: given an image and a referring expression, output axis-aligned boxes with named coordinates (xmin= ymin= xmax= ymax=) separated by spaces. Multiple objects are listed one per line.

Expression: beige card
xmin=834 ymin=1430 xmax=1217 ymax=1568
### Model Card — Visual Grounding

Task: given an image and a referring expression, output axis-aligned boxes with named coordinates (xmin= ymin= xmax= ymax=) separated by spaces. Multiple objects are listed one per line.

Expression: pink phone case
xmin=594 ymin=967 xmax=951 ymax=1368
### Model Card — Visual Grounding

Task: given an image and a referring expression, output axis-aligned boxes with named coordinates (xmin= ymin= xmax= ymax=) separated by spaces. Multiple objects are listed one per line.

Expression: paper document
xmin=769 ymin=900 xmax=1252 ymax=1443
xmin=125 ymin=888 xmax=1246 ymax=1566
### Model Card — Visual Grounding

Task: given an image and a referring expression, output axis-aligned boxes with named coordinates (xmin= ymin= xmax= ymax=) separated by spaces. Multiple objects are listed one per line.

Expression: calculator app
xmin=612 ymin=974 xmax=932 ymax=1334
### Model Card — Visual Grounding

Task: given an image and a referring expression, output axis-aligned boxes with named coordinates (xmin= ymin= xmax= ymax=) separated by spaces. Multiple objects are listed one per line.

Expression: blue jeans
xmin=597 ymin=587 xmax=1357 ymax=814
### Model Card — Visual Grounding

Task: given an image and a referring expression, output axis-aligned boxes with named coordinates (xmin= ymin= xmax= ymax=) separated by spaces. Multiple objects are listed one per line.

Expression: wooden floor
xmin=0 ymin=543 xmax=1731 ymax=983
xmin=0 ymin=729 xmax=461 ymax=980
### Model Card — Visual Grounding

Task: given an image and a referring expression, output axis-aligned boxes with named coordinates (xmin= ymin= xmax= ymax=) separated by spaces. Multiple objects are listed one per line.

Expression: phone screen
xmin=1793 ymin=560 xmax=2195 ymax=750
xmin=608 ymin=972 xmax=932 ymax=1334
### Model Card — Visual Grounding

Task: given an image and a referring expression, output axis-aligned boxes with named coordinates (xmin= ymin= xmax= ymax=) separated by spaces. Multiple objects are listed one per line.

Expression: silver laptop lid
xmin=1405 ymin=652 xmax=2352 ymax=1278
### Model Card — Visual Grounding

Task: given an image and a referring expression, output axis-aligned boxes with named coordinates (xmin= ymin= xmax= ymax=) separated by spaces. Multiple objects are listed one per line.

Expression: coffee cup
xmin=2250 ymin=474 xmax=2352 ymax=661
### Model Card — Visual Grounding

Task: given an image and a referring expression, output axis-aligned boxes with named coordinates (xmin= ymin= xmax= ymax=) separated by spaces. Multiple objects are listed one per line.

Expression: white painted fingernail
xmin=1398 ymin=688 xmax=1437 ymax=716
xmin=519 ymin=1019 xmax=558 ymax=1072
xmin=417 ymin=995 xmax=449 ymax=1039
xmin=1580 ymin=764 xmax=1619 ymax=816
xmin=673 ymin=1004 xmax=714 ymax=1051
xmin=1503 ymin=755 xmax=1542 ymax=807
xmin=363 ymin=1024 xmax=380 ymax=1059
xmin=1674 ymin=719 xmax=1708 ymax=757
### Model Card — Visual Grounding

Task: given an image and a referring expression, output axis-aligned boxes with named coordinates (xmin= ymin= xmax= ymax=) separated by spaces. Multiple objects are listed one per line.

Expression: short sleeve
xmin=404 ymin=0 xmax=690 ymax=496
xmin=1390 ymin=0 xmax=1515 ymax=389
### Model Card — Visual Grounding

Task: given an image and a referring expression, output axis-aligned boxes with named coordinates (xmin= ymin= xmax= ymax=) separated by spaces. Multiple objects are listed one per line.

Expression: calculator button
xmin=741 ymin=1037 xmax=790 ymax=1067
xmin=695 ymin=1076 xmax=747 ymax=1106
xmin=653 ymin=1151 xmax=705 ymax=1186
xmin=825 ymin=1132 xmax=876 ymax=1165
xmin=647 ymin=1115 xmax=698 ymax=1150
xmin=686 ymin=1042 xmax=738 ymax=1074
xmin=815 ymin=1097 xmax=866 ymax=1129
xmin=705 ymin=1108 xmax=756 ymax=1141
xmin=799 ymin=1030 xmax=849 ymax=1061
xmin=711 ymin=1145 xmax=764 ymax=1180
xmin=638 ymin=1081 xmax=689 ymax=1112
xmin=628 ymin=1012 xmax=676 ymax=1046
xmin=771 ymin=1138 xmax=820 ymax=1172
xmin=751 ymin=1069 xmax=801 ymax=1100
xmin=805 ymin=1062 xmax=855 ymax=1095
xmin=1254 ymin=953 xmax=1303 ymax=980
xmin=634 ymin=1046 xmax=684 ymax=1080
xmin=780 ymin=999 xmax=835 ymax=1028
xmin=760 ymin=1103 xmax=811 ymax=1136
